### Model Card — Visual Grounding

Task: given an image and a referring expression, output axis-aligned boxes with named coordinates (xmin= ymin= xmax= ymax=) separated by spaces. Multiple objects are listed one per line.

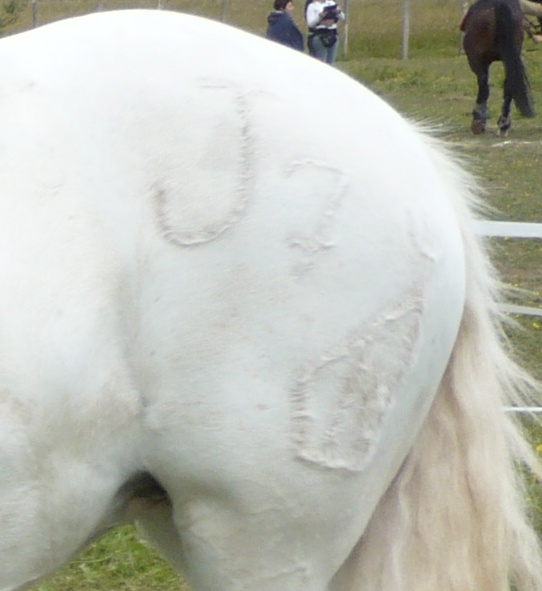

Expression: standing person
xmin=266 ymin=0 xmax=304 ymax=52
xmin=305 ymin=0 xmax=345 ymax=65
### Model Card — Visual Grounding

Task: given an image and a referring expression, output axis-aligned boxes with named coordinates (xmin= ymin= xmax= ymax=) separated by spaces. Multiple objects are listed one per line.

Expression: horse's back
xmin=0 ymin=10 xmax=516 ymax=591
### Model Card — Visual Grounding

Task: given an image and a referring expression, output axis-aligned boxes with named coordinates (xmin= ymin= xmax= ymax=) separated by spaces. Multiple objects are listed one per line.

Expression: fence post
xmin=402 ymin=0 xmax=410 ymax=59
xmin=31 ymin=0 xmax=39 ymax=28
xmin=341 ymin=0 xmax=349 ymax=59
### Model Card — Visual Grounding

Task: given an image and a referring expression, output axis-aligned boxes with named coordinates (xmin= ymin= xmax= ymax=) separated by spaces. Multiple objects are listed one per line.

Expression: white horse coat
xmin=0 ymin=10 xmax=540 ymax=591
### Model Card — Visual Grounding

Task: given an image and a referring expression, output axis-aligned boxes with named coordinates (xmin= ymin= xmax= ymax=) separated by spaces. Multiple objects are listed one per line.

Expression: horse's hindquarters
xmin=137 ymin=174 xmax=466 ymax=588
xmin=0 ymin=12 xmax=467 ymax=590
xmin=131 ymin=72 xmax=466 ymax=587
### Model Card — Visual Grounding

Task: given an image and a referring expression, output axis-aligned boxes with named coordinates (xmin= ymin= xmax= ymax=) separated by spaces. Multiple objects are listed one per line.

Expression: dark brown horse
xmin=461 ymin=0 xmax=535 ymax=135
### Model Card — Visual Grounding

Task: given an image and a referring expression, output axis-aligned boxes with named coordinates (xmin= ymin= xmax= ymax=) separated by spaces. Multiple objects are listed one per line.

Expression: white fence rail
xmin=477 ymin=221 xmax=542 ymax=318
xmin=476 ymin=221 xmax=542 ymax=239
xmin=478 ymin=221 xmax=542 ymax=414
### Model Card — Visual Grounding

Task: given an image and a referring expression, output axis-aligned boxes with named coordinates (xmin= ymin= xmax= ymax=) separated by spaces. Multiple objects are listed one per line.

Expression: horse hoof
xmin=497 ymin=116 xmax=511 ymax=137
xmin=471 ymin=120 xmax=486 ymax=134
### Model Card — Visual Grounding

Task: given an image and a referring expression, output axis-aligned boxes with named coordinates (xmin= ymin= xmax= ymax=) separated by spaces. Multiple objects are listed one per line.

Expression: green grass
xmin=36 ymin=527 xmax=186 ymax=591
xmin=5 ymin=0 xmax=542 ymax=588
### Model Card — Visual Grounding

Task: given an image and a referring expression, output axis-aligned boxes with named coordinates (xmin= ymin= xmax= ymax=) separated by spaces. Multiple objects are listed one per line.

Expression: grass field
xmin=2 ymin=0 xmax=541 ymax=588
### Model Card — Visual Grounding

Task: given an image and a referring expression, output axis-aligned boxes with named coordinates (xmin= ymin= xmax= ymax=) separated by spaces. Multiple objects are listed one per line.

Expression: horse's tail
xmin=332 ymin=143 xmax=542 ymax=591
xmin=496 ymin=0 xmax=535 ymax=117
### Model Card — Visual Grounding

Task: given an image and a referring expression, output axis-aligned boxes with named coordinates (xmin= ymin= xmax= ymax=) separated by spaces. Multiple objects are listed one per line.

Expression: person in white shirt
xmin=305 ymin=0 xmax=345 ymax=65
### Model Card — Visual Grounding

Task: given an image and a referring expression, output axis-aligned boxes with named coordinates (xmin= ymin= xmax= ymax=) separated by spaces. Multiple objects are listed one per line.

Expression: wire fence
xmin=3 ymin=0 xmax=267 ymax=34
xmin=2 ymin=0 xmax=468 ymax=60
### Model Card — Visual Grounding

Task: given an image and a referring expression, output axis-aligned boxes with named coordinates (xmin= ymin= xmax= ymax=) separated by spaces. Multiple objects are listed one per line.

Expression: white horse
xmin=0 ymin=9 xmax=541 ymax=591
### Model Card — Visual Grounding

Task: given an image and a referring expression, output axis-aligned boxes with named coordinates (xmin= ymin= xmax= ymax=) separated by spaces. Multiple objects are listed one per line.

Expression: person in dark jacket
xmin=266 ymin=0 xmax=304 ymax=52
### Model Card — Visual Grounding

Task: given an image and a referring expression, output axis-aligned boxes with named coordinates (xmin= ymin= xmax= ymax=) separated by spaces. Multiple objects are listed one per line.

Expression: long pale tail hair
xmin=333 ymin=137 xmax=542 ymax=591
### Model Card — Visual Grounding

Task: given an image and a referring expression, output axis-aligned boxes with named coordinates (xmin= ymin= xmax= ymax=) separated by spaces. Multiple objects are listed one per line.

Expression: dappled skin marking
xmin=291 ymin=293 xmax=424 ymax=472
xmin=154 ymin=80 xmax=253 ymax=247
xmin=285 ymin=160 xmax=348 ymax=275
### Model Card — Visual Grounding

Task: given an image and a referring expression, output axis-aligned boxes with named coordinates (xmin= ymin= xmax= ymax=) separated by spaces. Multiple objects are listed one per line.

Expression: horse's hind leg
xmin=471 ymin=64 xmax=490 ymax=134
xmin=497 ymin=85 xmax=513 ymax=137
xmin=135 ymin=498 xmax=334 ymax=591
xmin=133 ymin=501 xmax=189 ymax=576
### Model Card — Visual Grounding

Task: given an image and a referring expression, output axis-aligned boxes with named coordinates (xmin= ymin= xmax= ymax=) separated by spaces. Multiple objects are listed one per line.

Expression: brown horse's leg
xmin=472 ymin=65 xmax=490 ymax=134
xmin=497 ymin=91 xmax=513 ymax=136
